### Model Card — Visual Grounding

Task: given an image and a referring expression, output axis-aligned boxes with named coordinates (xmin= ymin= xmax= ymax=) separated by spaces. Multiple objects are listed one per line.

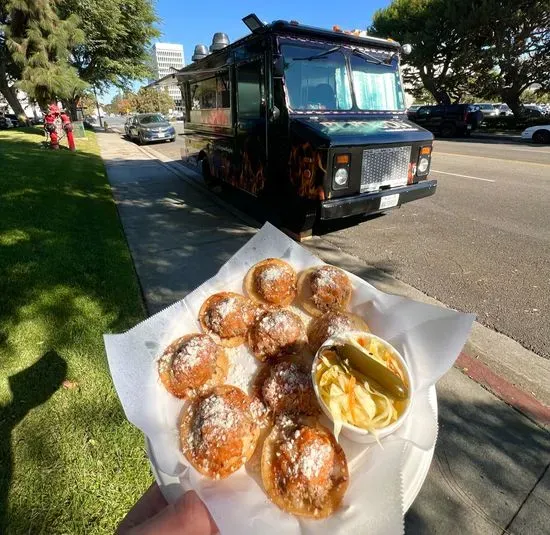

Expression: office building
xmin=151 ymin=43 xmax=185 ymax=110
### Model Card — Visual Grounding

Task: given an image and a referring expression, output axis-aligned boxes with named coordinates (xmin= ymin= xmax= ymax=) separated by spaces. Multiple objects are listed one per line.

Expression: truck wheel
xmin=440 ymin=122 xmax=456 ymax=138
xmin=282 ymin=198 xmax=318 ymax=235
xmin=533 ymin=129 xmax=550 ymax=144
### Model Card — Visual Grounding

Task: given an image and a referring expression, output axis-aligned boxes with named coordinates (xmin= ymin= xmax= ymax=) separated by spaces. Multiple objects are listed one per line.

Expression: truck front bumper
xmin=319 ymin=180 xmax=437 ymax=220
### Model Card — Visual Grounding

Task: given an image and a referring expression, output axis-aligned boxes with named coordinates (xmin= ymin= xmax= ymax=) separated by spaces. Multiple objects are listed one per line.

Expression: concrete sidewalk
xmin=97 ymin=132 xmax=550 ymax=534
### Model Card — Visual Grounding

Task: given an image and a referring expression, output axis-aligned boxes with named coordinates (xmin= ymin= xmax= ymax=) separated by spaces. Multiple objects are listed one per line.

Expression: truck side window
xmin=237 ymin=61 xmax=262 ymax=118
xmin=191 ymin=77 xmax=217 ymax=109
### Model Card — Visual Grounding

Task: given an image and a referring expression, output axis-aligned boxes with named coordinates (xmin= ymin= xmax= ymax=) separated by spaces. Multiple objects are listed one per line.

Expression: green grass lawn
xmin=0 ymin=129 xmax=152 ymax=534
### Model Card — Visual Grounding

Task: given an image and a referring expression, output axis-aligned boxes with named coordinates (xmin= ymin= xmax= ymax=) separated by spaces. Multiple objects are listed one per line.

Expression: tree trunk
xmin=62 ymin=97 xmax=78 ymax=121
xmin=421 ymin=75 xmax=451 ymax=105
xmin=0 ymin=82 xmax=26 ymax=117
xmin=502 ymin=91 xmax=522 ymax=118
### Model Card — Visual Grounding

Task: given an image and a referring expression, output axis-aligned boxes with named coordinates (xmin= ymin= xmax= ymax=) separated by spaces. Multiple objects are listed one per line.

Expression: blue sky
xmin=102 ymin=0 xmax=391 ymax=102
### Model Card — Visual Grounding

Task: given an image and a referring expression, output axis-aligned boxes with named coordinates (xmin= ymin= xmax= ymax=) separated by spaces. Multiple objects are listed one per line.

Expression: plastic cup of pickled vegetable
xmin=312 ymin=331 xmax=413 ymax=444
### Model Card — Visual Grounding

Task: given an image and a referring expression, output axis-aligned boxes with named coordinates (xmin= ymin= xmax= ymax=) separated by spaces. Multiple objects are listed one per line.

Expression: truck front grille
xmin=360 ymin=146 xmax=411 ymax=192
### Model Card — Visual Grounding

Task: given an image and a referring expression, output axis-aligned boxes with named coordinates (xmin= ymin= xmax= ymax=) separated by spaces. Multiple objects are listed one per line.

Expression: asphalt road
xmin=322 ymin=139 xmax=550 ymax=359
xmin=134 ymin=131 xmax=550 ymax=359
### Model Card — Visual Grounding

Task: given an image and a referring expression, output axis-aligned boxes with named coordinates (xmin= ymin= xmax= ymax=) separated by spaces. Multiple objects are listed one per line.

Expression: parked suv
xmin=411 ymin=104 xmax=483 ymax=137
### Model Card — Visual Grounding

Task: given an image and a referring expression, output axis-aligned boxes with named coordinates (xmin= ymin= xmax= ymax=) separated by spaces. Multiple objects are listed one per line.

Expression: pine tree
xmin=5 ymin=0 xmax=86 ymax=109
xmin=0 ymin=1 xmax=26 ymax=116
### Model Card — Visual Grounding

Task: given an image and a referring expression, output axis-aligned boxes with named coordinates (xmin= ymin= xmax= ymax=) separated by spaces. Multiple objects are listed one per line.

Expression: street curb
xmin=456 ymin=352 xmax=550 ymax=430
xmin=126 ymin=135 xmax=550 ymax=428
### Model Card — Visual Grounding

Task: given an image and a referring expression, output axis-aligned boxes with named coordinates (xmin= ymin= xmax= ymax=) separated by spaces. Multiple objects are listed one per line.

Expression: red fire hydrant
xmin=60 ymin=111 xmax=76 ymax=151
xmin=45 ymin=104 xmax=59 ymax=150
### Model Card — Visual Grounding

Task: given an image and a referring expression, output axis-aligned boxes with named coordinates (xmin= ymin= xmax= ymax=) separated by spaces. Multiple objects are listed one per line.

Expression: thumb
xmin=130 ymin=490 xmax=218 ymax=535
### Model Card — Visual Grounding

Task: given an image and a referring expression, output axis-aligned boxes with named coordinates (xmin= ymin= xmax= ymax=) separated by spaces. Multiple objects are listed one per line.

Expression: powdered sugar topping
xmin=325 ymin=315 xmax=354 ymax=338
xmin=216 ymin=296 xmax=239 ymax=317
xmin=170 ymin=335 xmax=212 ymax=374
xmin=297 ymin=440 xmax=333 ymax=479
xmin=195 ymin=394 xmax=238 ymax=431
xmin=259 ymin=265 xmax=285 ymax=282
xmin=259 ymin=310 xmax=296 ymax=333
xmin=312 ymin=267 xmax=341 ymax=289
xmin=263 ymin=363 xmax=310 ymax=407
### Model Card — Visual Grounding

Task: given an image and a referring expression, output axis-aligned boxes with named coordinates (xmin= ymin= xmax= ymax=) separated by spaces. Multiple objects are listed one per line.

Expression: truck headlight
xmin=416 ymin=146 xmax=432 ymax=176
xmin=334 ymin=168 xmax=349 ymax=186
xmin=417 ymin=156 xmax=430 ymax=174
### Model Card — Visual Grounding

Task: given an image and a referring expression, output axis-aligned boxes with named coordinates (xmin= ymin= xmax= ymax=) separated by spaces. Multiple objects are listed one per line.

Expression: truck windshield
xmin=281 ymin=44 xmax=352 ymax=111
xmin=350 ymin=55 xmax=405 ymax=111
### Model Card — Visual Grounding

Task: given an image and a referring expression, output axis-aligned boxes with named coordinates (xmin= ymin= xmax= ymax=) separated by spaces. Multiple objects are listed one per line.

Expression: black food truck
xmin=176 ymin=14 xmax=437 ymax=232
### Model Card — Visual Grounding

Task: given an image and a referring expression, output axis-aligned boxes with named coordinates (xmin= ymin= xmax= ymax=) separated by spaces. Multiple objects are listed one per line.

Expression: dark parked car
xmin=406 ymin=104 xmax=423 ymax=120
xmin=521 ymin=105 xmax=545 ymax=118
xmin=411 ymin=104 xmax=482 ymax=137
xmin=126 ymin=113 xmax=176 ymax=144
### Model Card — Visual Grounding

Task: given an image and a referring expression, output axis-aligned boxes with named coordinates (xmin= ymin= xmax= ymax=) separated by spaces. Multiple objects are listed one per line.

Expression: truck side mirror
xmin=273 ymin=56 xmax=285 ymax=78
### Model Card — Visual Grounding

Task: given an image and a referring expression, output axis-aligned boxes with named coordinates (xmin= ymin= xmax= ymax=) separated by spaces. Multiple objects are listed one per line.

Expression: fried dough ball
xmin=308 ymin=311 xmax=369 ymax=353
xmin=259 ymin=361 xmax=319 ymax=416
xmin=199 ymin=292 xmax=256 ymax=347
xmin=180 ymin=385 xmax=260 ymax=479
xmin=244 ymin=258 xmax=297 ymax=307
xmin=248 ymin=309 xmax=306 ymax=361
xmin=298 ymin=265 xmax=352 ymax=316
xmin=261 ymin=418 xmax=348 ymax=518
xmin=158 ymin=334 xmax=227 ymax=399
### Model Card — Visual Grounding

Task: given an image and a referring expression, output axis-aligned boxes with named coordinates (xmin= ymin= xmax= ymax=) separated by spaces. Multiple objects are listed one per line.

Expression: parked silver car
xmin=126 ymin=113 xmax=176 ymax=145
xmin=475 ymin=103 xmax=500 ymax=117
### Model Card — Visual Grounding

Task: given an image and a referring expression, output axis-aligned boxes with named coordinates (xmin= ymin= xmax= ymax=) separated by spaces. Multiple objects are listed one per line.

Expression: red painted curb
xmin=455 ymin=352 xmax=550 ymax=426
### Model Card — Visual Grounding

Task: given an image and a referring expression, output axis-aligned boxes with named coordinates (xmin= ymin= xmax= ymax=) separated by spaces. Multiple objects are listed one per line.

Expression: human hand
xmin=117 ymin=483 xmax=218 ymax=535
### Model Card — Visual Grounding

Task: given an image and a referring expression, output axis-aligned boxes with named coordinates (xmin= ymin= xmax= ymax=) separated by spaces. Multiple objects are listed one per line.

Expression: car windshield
xmin=140 ymin=114 xmax=165 ymax=124
xmin=281 ymin=44 xmax=352 ymax=111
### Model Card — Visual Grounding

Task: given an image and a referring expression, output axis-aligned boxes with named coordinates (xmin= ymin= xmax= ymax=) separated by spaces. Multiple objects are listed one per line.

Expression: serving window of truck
xmin=177 ymin=15 xmax=437 ymax=232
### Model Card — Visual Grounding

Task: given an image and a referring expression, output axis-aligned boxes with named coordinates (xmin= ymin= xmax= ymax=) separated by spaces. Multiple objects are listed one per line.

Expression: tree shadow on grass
xmin=0 ymin=133 xmax=146 ymax=368
xmin=0 ymin=352 xmax=67 ymax=534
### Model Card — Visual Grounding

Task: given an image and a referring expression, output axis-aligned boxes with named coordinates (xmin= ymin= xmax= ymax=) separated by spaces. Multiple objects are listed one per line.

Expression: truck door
xmin=235 ymin=58 xmax=267 ymax=195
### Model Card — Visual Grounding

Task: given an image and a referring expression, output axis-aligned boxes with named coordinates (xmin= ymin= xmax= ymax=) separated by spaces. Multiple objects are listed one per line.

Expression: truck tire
xmin=440 ymin=122 xmax=456 ymax=138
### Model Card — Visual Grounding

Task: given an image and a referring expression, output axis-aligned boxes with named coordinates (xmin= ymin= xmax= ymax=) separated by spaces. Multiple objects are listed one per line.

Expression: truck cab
xmin=176 ymin=16 xmax=437 ymax=232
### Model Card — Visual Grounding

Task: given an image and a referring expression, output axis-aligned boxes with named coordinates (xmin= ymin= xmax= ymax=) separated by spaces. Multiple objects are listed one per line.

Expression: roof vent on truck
xmin=191 ymin=44 xmax=209 ymax=61
xmin=210 ymin=33 xmax=230 ymax=52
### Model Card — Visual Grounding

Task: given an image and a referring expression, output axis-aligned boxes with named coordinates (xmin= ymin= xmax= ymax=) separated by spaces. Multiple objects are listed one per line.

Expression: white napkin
xmin=104 ymin=222 xmax=474 ymax=534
